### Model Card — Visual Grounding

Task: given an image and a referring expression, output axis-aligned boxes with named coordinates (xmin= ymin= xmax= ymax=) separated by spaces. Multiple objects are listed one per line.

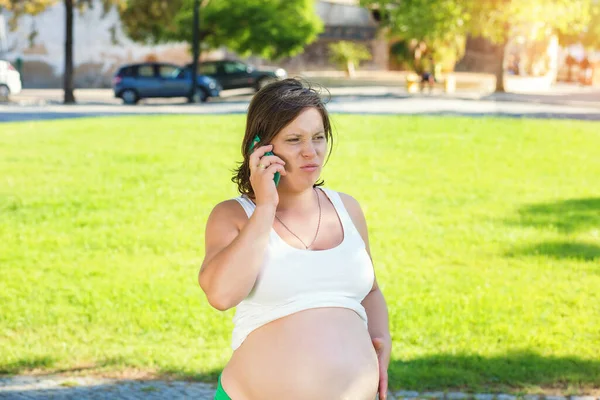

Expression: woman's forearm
xmin=362 ymin=288 xmax=391 ymax=342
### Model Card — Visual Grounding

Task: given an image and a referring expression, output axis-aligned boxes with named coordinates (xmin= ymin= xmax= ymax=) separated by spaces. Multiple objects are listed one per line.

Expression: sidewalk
xmin=2 ymin=374 xmax=598 ymax=400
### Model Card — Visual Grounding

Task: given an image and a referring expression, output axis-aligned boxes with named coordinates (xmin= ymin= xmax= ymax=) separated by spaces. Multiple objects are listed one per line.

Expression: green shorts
xmin=214 ymin=374 xmax=231 ymax=400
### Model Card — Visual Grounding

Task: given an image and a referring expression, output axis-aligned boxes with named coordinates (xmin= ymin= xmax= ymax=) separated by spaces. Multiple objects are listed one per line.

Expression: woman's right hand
xmin=249 ymin=145 xmax=287 ymax=208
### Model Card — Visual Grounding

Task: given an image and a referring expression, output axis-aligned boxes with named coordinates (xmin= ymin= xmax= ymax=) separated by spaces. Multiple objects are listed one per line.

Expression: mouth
xmin=300 ymin=164 xmax=320 ymax=172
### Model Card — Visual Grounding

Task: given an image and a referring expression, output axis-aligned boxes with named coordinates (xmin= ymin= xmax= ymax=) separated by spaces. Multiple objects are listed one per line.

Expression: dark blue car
xmin=112 ymin=62 xmax=221 ymax=105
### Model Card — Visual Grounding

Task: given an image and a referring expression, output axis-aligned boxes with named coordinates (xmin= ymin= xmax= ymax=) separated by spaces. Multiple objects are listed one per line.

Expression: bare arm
xmin=198 ymin=200 xmax=276 ymax=311
xmin=199 ymin=144 xmax=286 ymax=311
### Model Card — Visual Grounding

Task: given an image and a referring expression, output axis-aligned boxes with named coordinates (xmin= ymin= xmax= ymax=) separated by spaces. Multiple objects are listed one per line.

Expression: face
xmin=270 ymin=107 xmax=327 ymax=190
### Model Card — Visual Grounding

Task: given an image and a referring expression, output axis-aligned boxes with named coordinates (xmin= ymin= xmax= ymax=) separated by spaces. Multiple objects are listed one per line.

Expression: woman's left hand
xmin=372 ymin=336 xmax=391 ymax=400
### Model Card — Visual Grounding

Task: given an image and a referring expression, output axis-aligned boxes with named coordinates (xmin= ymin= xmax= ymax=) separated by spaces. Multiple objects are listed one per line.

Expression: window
xmin=158 ymin=65 xmax=179 ymax=78
xmin=120 ymin=66 xmax=135 ymax=77
xmin=138 ymin=65 xmax=154 ymax=78
xmin=199 ymin=63 xmax=217 ymax=75
xmin=223 ymin=62 xmax=247 ymax=74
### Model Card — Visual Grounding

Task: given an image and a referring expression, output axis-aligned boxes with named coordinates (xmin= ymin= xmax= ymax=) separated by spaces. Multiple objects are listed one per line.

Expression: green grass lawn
xmin=1 ymin=115 xmax=599 ymax=394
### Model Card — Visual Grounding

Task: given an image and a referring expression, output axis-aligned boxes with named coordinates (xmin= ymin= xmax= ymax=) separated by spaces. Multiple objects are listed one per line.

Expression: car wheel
xmin=0 ymin=85 xmax=9 ymax=101
xmin=121 ymin=89 xmax=139 ymax=105
xmin=191 ymin=87 xmax=209 ymax=103
xmin=256 ymin=77 xmax=276 ymax=91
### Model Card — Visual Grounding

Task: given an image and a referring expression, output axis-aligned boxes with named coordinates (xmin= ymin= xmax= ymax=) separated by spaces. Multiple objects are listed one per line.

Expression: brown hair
xmin=232 ymin=78 xmax=334 ymax=197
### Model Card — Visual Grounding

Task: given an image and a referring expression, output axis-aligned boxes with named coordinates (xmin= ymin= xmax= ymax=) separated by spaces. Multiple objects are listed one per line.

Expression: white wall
xmin=1 ymin=1 xmax=189 ymax=87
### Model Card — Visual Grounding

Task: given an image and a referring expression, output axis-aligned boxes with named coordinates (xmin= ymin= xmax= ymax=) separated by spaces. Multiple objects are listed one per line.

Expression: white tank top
xmin=230 ymin=187 xmax=375 ymax=350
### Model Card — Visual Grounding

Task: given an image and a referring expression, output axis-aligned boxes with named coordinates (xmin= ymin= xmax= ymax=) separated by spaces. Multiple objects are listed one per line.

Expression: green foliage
xmin=558 ymin=0 xmax=600 ymax=48
xmin=0 ymin=0 xmax=55 ymax=13
xmin=467 ymin=0 xmax=592 ymax=44
xmin=0 ymin=0 xmax=124 ymax=15
xmin=120 ymin=0 xmax=323 ymax=60
xmin=362 ymin=0 xmax=596 ymax=51
xmin=389 ymin=40 xmax=415 ymax=70
xmin=0 ymin=0 xmax=56 ymax=29
xmin=361 ymin=0 xmax=468 ymax=44
xmin=328 ymin=40 xmax=371 ymax=74
xmin=0 ymin=0 xmax=125 ymax=31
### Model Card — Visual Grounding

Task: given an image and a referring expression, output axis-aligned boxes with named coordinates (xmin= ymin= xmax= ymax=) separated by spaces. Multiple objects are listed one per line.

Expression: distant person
xmin=506 ymin=54 xmax=520 ymax=75
xmin=198 ymin=78 xmax=392 ymax=400
xmin=420 ymin=55 xmax=436 ymax=93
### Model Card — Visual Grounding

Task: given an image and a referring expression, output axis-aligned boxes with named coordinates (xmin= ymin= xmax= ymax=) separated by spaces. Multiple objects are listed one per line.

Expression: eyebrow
xmin=285 ymin=131 xmax=325 ymax=137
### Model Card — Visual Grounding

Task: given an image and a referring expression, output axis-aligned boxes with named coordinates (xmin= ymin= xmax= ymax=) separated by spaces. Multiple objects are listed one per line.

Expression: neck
xmin=276 ymin=186 xmax=318 ymax=214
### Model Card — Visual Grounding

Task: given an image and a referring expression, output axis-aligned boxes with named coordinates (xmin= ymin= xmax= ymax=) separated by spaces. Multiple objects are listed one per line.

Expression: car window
xmin=199 ymin=63 xmax=217 ymax=74
xmin=138 ymin=65 xmax=155 ymax=78
xmin=176 ymin=68 xmax=189 ymax=79
xmin=158 ymin=65 xmax=179 ymax=78
xmin=223 ymin=62 xmax=247 ymax=74
xmin=120 ymin=66 xmax=135 ymax=77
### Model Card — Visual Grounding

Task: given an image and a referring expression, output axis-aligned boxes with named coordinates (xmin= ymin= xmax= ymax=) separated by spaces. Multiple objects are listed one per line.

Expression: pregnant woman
xmin=199 ymin=78 xmax=392 ymax=400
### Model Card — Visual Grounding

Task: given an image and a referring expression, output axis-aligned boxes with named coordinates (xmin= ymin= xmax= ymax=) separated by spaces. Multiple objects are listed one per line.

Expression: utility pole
xmin=189 ymin=0 xmax=200 ymax=103
xmin=64 ymin=0 xmax=75 ymax=104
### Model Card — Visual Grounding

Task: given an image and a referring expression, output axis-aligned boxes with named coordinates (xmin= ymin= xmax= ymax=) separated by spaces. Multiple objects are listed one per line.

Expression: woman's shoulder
xmin=325 ymin=188 xmax=370 ymax=243
xmin=207 ymin=197 xmax=251 ymax=228
xmin=322 ymin=188 xmax=362 ymax=214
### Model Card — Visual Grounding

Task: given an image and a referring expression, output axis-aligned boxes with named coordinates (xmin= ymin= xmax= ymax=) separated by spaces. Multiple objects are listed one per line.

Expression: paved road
xmin=2 ymin=85 xmax=599 ymax=123
xmin=1 ymin=95 xmax=600 ymax=123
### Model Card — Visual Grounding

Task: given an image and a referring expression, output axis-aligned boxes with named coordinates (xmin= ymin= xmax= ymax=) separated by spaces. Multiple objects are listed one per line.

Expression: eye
xmin=314 ymin=135 xmax=325 ymax=140
xmin=286 ymin=138 xmax=300 ymax=143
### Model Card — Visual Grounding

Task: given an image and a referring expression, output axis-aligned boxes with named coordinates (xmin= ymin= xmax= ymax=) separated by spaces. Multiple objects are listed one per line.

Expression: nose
xmin=301 ymin=140 xmax=317 ymax=158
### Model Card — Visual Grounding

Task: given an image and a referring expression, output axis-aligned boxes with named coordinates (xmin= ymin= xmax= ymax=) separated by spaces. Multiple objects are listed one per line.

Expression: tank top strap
xmin=318 ymin=187 xmax=363 ymax=245
xmin=233 ymin=195 xmax=256 ymax=218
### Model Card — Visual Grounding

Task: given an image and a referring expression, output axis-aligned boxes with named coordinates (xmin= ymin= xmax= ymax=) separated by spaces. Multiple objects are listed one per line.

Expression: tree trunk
xmin=455 ymin=35 xmax=507 ymax=92
xmin=493 ymin=40 xmax=507 ymax=93
xmin=189 ymin=0 xmax=200 ymax=102
xmin=63 ymin=0 xmax=75 ymax=104
xmin=346 ymin=60 xmax=355 ymax=78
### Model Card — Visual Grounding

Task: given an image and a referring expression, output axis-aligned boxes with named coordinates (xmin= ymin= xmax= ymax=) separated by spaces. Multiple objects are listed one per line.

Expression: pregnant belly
xmin=222 ymin=308 xmax=379 ymax=400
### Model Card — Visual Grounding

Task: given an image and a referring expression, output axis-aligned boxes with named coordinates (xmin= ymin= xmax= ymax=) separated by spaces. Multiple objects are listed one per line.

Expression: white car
xmin=0 ymin=60 xmax=22 ymax=99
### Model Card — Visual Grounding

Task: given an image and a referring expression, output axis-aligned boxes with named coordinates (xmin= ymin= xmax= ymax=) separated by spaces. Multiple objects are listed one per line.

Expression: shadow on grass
xmin=0 ymin=355 xmax=220 ymax=382
xmin=387 ymin=349 xmax=600 ymax=394
xmin=506 ymin=240 xmax=600 ymax=262
xmin=2 ymin=350 xmax=599 ymax=396
xmin=504 ymin=198 xmax=600 ymax=262
xmin=513 ymin=198 xmax=600 ymax=234
xmin=0 ymin=356 xmax=57 ymax=374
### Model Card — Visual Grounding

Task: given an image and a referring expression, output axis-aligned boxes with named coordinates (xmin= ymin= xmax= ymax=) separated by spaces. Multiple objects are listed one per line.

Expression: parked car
xmin=0 ymin=60 xmax=22 ymax=100
xmin=112 ymin=62 xmax=221 ymax=105
xmin=188 ymin=60 xmax=287 ymax=91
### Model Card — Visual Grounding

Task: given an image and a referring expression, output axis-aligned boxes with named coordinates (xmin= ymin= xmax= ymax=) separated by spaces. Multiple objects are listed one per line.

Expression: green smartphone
xmin=249 ymin=135 xmax=280 ymax=186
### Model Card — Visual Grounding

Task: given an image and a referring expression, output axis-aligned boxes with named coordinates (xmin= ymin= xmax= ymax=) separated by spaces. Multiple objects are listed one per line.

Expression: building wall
xmin=1 ymin=4 xmax=191 ymax=88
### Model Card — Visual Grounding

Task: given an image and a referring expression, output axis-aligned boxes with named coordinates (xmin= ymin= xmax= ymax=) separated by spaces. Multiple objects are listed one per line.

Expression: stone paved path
xmin=1 ymin=375 xmax=598 ymax=400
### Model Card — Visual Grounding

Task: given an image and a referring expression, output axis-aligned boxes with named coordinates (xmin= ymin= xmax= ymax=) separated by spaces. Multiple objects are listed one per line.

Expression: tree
xmin=328 ymin=41 xmax=372 ymax=78
xmin=360 ymin=0 xmax=469 ymax=74
xmin=361 ymin=0 xmax=594 ymax=92
xmin=120 ymin=0 xmax=323 ymax=60
xmin=466 ymin=0 xmax=592 ymax=91
xmin=1 ymin=0 xmax=124 ymax=103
